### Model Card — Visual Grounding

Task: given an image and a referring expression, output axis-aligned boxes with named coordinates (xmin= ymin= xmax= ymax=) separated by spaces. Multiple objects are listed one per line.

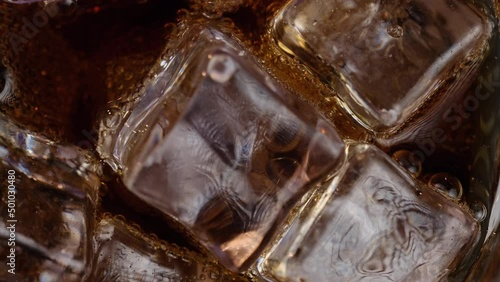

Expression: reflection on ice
xmin=273 ymin=0 xmax=493 ymax=131
xmin=259 ymin=144 xmax=479 ymax=281
xmin=98 ymin=26 xmax=345 ymax=272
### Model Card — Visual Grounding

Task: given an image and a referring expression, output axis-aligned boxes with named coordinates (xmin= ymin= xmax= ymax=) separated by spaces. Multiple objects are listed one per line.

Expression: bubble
xmin=387 ymin=24 xmax=403 ymax=38
xmin=114 ymin=214 xmax=126 ymax=222
xmin=391 ymin=150 xmax=422 ymax=177
xmin=202 ymin=9 xmax=223 ymax=19
xmin=207 ymin=54 xmax=237 ymax=84
xmin=209 ymin=271 xmax=220 ymax=279
xmin=470 ymin=201 xmax=487 ymax=222
xmin=103 ymin=107 xmax=122 ymax=129
xmin=428 ymin=173 xmax=463 ymax=200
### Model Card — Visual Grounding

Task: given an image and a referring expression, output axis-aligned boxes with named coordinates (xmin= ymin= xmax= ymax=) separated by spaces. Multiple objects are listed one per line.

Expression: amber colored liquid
xmin=0 ymin=1 xmax=498 ymax=280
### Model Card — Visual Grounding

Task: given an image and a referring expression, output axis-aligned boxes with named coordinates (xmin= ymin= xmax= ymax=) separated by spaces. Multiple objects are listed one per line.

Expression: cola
xmin=0 ymin=0 xmax=498 ymax=281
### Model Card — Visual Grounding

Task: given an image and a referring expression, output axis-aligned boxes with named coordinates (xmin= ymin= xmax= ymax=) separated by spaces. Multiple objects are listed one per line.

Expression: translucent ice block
xmin=0 ymin=113 xmax=100 ymax=281
xmin=98 ymin=24 xmax=345 ymax=271
xmin=90 ymin=217 xmax=245 ymax=281
xmin=258 ymin=144 xmax=480 ymax=281
xmin=273 ymin=0 xmax=493 ymax=132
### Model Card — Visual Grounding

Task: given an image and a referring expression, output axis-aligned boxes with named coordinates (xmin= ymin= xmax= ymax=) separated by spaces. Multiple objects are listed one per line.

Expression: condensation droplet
xmin=470 ymin=201 xmax=487 ymax=222
xmin=392 ymin=150 xmax=422 ymax=177
xmin=428 ymin=173 xmax=463 ymax=199
xmin=207 ymin=54 xmax=237 ymax=84
xmin=387 ymin=24 xmax=404 ymax=38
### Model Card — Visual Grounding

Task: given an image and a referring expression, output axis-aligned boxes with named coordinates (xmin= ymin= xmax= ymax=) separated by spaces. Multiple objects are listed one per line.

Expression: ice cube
xmin=90 ymin=217 xmax=245 ymax=281
xmin=258 ymin=143 xmax=479 ymax=281
xmin=98 ymin=24 xmax=345 ymax=272
xmin=273 ymin=0 xmax=493 ymax=132
xmin=0 ymin=113 xmax=100 ymax=281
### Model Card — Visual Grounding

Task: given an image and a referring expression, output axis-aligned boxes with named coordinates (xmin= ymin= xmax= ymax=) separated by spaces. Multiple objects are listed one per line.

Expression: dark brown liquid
xmin=0 ymin=0 xmax=186 ymax=143
xmin=0 ymin=1 xmax=498 ymax=280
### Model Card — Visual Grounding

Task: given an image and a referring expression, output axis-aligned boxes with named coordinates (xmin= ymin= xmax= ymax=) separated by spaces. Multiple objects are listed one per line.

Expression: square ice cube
xmin=101 ymin=25 xmax=345 ymax=271
xmin=90 ymin=217 xmax=243 ymax=281
xmin=258 ymin=143 xmax=480 ymax=281
xmin=273 ymin=0 xmax=493 ymax=131
xmin=0 ymin=120 xmax=99 ymax=281
xmin=0 ymin=187 xmax=92 ymax=282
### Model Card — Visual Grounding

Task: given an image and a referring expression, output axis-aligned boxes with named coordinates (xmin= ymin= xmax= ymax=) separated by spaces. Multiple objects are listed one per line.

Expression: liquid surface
xmin=0 ymin=1 xmax=497 ymax=281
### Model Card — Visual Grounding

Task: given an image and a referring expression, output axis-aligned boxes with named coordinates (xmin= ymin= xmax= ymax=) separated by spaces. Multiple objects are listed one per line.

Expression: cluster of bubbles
xmin=190 ymin=0 xmax=248 ymax=18
xmin=392 ymin=149 xmax=486 ymax=222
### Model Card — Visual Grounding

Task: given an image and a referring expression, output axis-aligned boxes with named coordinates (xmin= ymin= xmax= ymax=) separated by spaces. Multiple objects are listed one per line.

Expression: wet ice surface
xmin=129 ymin=50 xmax=344 ymax=271
xmin=259 ymin=144 xmax=479 ymax=282
xmin=0 ymin=184 xmax=91 ymax=281
xmin=0 ymin=113 xmax=100 ymax=281
xmin=101 ymin=27 xmax=345 ymax=272
xmin=273 ymin=0 xmax=493 ymax=131
xmin=90 ymin=218 xmax=241 ymax=282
